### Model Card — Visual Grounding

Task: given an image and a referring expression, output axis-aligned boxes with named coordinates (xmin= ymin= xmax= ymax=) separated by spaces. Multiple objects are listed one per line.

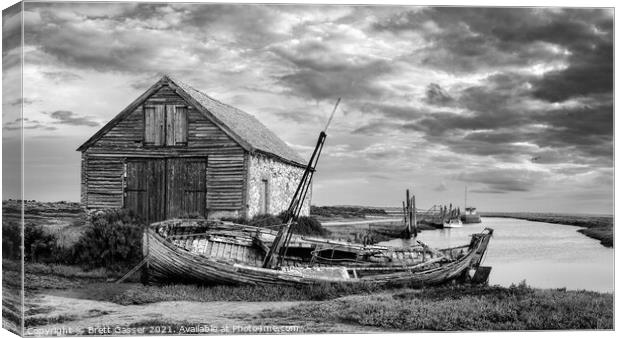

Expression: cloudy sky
xmin=2 ymin=2 xmax=614 ymax=214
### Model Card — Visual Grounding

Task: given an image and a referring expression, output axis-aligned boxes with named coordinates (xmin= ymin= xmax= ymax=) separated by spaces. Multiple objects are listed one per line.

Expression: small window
xmin=144 ymin=105 xmax=187 ymax=146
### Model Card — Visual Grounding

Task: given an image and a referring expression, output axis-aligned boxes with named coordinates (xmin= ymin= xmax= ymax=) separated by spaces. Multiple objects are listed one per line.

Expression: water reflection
xmin=379 ymin=217 xmax=614 ymax=293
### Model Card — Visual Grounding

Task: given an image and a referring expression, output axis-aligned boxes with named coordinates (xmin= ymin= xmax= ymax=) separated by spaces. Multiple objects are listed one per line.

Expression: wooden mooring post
xmin=406 ymin=189 xmax=411 ymax=237
xmin=402 ymin=188 xmax=418 ymax=239
xmin=412 ymin=195 xmax=417 ymax=237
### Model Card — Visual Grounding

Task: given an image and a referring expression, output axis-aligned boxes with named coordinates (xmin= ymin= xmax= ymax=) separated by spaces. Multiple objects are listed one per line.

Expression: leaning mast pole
xmin=262 ymin=98 xmax=341 ymax=269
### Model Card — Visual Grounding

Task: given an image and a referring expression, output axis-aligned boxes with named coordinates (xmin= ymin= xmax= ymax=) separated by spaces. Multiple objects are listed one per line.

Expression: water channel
xmin=379 ymin=217 xmax=614 ymax=293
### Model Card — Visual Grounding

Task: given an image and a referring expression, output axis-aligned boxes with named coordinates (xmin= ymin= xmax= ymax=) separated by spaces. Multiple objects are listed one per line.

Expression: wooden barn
xmin=77 ymin=75 xmax=310 ymax=222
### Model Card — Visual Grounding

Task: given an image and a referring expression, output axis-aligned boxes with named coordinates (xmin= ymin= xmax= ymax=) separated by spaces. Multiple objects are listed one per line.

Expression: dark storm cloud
xmin=480 ymin=9 xmax=613 ymax=102
xmin=374 ymin=8 xmax=613 ymax=103
xmin=275 ymin=56 xmax=394 ymax=101
xmin=354 ymin=83 xmax=611 ymax=167
xmin=2 ymin=4 xmax=23 ymax=74
xmin=267 ymin=17 xmax=402 ymax=101
xmin=374 ymin=8 xmax=560 ymax=72
xmin=2 ymin=3 xmax=22 ymax=56
xmin=23 ymin=3 xmax=224 ymax=73
xmin=463 ymin=131 xmax=522 ymax=144
xmin=389 ymin=65 xmax=611 ymax=167
xmin=176 ymin=4 xmax=285 ymax=47
xmin=456 ymin=168 xmax=548 ymax=193
xmin=531 ymin=39 xmax=612 ymax=102
xmin=405 ymin=106 xmax=612 ymax=166
xmin=395 ymin=73 xmax=532 ymax=136
xmin=48 ymin=111 xmax=100 ymax=127
xmin=22 ymin=3 xmax=287 ymax=75
xmin=424 ymin=83 xmax=454 ymax=106
xmin=534 ymin=103 xmax=613 ymax=152
xmin=460 ymin=73 xmax=533 ymax=109
xmin=10 ymin=3 xmax=614 ymax=212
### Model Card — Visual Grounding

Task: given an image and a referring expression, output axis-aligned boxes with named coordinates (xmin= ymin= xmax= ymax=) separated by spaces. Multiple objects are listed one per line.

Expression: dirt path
xmin=27 ymin=294 xmax=310 ymax=335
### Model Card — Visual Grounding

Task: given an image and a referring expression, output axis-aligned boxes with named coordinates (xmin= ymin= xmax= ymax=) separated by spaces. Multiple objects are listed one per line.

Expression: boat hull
xmin=443 ymin=219 xmax=464 ymax=228
xmin=461 ymin=214 xmax=482 ymax=224
xmin=143 ymin=220 xmax=493 ymax=287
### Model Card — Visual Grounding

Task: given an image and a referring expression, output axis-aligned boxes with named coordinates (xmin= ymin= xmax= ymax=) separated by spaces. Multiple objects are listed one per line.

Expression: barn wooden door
xmin=166 ymin=158 xmax=207 ymax=218
xmin=126 ymin=157 xmax=207 ymax=221
xmin=125 ymin=159 xmax=166 ymax=223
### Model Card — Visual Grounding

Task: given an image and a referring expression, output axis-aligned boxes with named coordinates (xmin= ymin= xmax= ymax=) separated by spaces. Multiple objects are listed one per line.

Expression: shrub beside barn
xmin=77 ymin=75 xmax=310 ymax=222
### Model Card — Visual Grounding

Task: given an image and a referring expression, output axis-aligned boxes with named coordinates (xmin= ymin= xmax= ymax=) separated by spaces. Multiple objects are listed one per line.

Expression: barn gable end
xmin=81 ymin=82 xmax=246 ymax=218
xmin=78 ymin=75 xmax=309 ymax=222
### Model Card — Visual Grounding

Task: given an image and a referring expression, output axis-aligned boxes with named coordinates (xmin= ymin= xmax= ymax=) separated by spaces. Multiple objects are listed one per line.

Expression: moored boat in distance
xmin=444 ymin=217 xmax=463 ymax=228
xmin=461 ymin=186 xmax=482 ymax=224
xmin=461 ymin=207 xmax=482 ymax=224
xmin=417 ymin=204 xmax=461 ymax=229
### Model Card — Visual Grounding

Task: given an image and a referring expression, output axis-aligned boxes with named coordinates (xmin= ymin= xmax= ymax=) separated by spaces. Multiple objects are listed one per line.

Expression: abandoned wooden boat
xmin=142 ymin=219 xmax=493 ymax=286
xmin=137 ymin=99 xmax=494 ymax=287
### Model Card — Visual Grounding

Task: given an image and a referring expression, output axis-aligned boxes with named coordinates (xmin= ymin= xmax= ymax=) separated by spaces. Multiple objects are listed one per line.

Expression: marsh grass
xmin=311 ymin=206 xmax=388 ymax=219
xmin=21 ymin=262 xmax=113 ymax=291
xmin=224 ymin=213 xmax=330 ymax=237
xmin=259 ymin=282 xmax=613 ymax=330
xmin=25 ymin=263 xmax=109 ymax=279
xmin=578 ymin=227 xmax=613 ymax=247
xmin=24 ymin=306 xmax=55 ymax=317
xmin=112 ymin=282 xmax=384 ymax=305
xmin=24 ymin=314 xmax=77 ymax=327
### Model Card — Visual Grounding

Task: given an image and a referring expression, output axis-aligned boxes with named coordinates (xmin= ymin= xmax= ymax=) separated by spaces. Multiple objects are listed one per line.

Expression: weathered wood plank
xmin=84 ymin=85 xmax=246 ymax=212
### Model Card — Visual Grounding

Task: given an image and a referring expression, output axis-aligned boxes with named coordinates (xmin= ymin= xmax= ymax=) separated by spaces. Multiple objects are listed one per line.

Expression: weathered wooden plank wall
xmin=83 ymin=84 xmax=246 ymax=213
xmin=80 ymin=152 xmax=88 ymax=205
xmin=86 ymin=157 xmax=124 ymax=208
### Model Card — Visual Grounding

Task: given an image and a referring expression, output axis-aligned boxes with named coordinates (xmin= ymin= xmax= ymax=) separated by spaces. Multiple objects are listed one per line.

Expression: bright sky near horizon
xmin=1 ymin=2 xmax=614 ymax=214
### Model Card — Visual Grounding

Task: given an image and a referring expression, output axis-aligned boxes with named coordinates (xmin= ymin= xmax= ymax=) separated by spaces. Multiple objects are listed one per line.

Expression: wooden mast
xmin=262 ymin=98 xmax=340 ymax=269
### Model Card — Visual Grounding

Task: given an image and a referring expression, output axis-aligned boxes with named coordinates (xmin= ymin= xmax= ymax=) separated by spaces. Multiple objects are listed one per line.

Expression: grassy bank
xmin=111 ymin=283 xmax=384 ymax=305
xmin=256 ymin=283 xmax=613 ymax=331
xmin=18 ymin=261 xmax=614 ymax=332
xmin=323 ymin=219 xmax=439 ymax=244
xmin=481 ymin=212 xmax=613 ymax=247
xmin=311 ymin=205 xmax=388 ymax=220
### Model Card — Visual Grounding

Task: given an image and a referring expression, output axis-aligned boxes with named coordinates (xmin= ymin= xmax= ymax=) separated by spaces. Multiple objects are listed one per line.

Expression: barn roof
xmin=77 ymin=75 xmax=306 ymax=167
